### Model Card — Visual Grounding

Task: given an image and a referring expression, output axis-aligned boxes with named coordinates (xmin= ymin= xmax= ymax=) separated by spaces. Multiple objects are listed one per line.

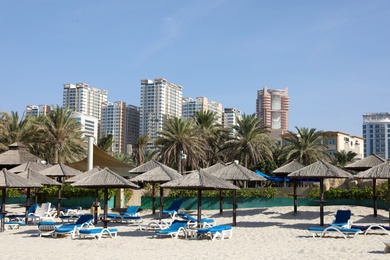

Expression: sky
xmin=1 ymin=0 xmax=389 ymax=137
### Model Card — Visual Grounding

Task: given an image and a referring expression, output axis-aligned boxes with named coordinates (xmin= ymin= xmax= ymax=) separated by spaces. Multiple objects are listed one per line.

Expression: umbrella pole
xmin=320 ymin=179 xmax=324 ymax=226
xmin=388 ymin=179 xmax=390 ymax=226
xmin=93 ymin=189 xmax=99 ymax=225
xmin=233 ymin=189 xmax=237 ymax=226
xmin=219 ymin=190 xmax=223 ymax=215
xmin=103 ymin=188 xmax=108 ymax=228
xmin=197 ymin=190 xmax=202 ymax=228
xmin=1 ymin=188 xmax=5 ymax=232
xmin=57 ymin=187 xmax=62 ymax=218
xmin=373 ymin=178 xmax=377 ymax=218
xmin=293 ymin=179 xmax=298 ymax=215
xmin=152 ymin=183 xmax=156 ymax=215
xmin=159 ymin=187 xmax=163 ymax=220
xmin=25 ymin=188 xmax=31 ymax=224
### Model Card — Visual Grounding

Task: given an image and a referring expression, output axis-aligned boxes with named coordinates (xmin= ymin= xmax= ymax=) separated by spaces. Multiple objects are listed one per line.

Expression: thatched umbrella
xmin=65 ymin=166 xmax=102 ymax=224
xmin=131 ymin=162 xmax=181 ymax=216
xmin=18 ymin=169 xmax=61 ymax=223
xmin=0 ymin=168 xmax=42 ymax=231
xmin=9 ymin=161 xmax=51 ymax=173
xmin=39 ymin=163 xmax=83 ymax=217
xmin=345 ymin=154 xmax=386 ymax=217
xmin=0 ymin=142 xmax=45 ymax=169
xmin=129 ymin=160 xmax=161 ymax=174
xmin=202 ymin=162 xmax=227 ymax=174
xmin=273 ymin=160 xmax=305 ymax=214
xmin=357 ymin=161 xmax=390 ymax=223
xmin=288 ymin=160 xmax=353 ymax=226
xmin=71 ymin=167 xmax=139 ymax=228
xmin=161 ymin=169 xmax=240 ymax=226
xmin=345 ymin=154 xmax=386 ymax=172
xmin=212 ymin=161 xmax=265 ymax=215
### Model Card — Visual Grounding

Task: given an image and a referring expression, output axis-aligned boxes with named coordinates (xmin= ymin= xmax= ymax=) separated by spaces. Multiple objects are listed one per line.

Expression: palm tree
xmin=193 ymin=110 xmax=227 ymax=166
xmin=155 ymin=117 xmax=207 ymax=171
xmin=332 ymin=150 xmax=358 ymax=168
xmin=0 ymin=111 xmax=30 ymax=151
xmin=279 ymin=126 xmax=329 ymax=165
xmin=222 ymin=113 xmax=274 ymax=168
xmin=132 ymin=135 xmax=149 ymax=166
xmin=98 ymin=134 xmax=113 ymax=153
xmin=29 ymin=105 xmax=86 ymax=164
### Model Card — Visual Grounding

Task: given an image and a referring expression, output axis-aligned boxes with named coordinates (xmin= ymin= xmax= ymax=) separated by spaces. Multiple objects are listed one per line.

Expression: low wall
xmin=141 ymin=196 xmax=389 ymax=211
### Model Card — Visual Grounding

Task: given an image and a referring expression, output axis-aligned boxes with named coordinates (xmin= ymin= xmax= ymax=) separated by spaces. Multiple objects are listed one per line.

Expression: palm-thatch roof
xmin=39 ymin=163 xmax=83 ymax=178
xmin=67 ymin=145 xmax=133 ymax=177
xmin=9 ymin=161 xmax=51 ymax=173
xmin=345 ymin=154 xmax=386 ymax=171
xmin=0 ymin=168 xmax=42 ymax=188
xmin=71 ymin=167 xmax=139 ymax=189
xmin=273 ymin=160 xmax=305 ymax=176
xmin=0 ymin=142 xmax=44 ymax=169
xmin=128 ymin=160 xmax=162 ymax=174
xmin=161 ymin=169 xmax=239 ymax=190
xmin=202 ymin=162 xmax=227 ymax=174
xmin=288 ymin=160 xmax=353 ymax=179
xmin=131 ymin=163 xmax=181 ymax=183
xmin=18 ymin=169 xmax=61 ymax=186
xmin=212 ymin=162 xmax=266 ymax=181
xmin=64 ymin=166 xmax=103 ymax=183
xmin=357 ymin=161 xmax=390 ymax=179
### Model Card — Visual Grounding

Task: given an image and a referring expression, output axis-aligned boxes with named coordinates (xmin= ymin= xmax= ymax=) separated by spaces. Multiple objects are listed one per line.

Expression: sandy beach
xmin=1 ymin=205 xmax=390 ymax=260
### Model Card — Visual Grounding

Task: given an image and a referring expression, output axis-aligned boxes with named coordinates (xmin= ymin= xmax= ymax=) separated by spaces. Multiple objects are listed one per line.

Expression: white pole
xmin=87 ymin=136 xmax=94 ymax=171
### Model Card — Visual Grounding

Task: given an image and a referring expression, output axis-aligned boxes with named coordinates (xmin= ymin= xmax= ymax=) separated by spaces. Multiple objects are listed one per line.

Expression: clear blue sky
xmin=1 ymin=0 xmax=389 ymax=137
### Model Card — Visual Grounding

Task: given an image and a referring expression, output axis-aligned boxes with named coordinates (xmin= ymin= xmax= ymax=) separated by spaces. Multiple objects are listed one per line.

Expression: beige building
xmin=280 ymin=131 xmax=364 ymax=160
xmin=182 ymin=96 xmax=223 ymax=125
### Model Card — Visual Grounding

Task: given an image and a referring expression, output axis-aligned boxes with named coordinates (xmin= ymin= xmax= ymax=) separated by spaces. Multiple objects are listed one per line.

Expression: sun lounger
xmin=329 ymin=210 xmax=352 ymax=228
xmin=154 ymin=220 xmax=188 ymax=239
xmin=351 ymin=224 xmax=390 ymax=236
xmin=37 ymin=221 xmax=56 ymax=237
xmin=177 ymin=213 xmax=216 ymax=228
xmin=78 ymin=227 xmax=118 ymax=239
xmin=106 ymin=206 xmax=143 ymax=225
xmin=54 ymin=214 xmax=94 ymax=239
xmin=307 ymin=226 xmax=362 ymax=239
xmin=196 ymin=225 xmax=233 ymax=240
xmin=138 ymin=219 xmax=172 ymax=231
xmin=163 ymin=199 xmax=183 ymax=219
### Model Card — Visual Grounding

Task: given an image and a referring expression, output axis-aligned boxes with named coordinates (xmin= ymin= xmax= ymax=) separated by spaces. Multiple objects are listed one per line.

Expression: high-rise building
xmin=63 ymin=83 xmax=108 ymax=121
xmin=26 ymin=104 xmax=51 ymax=117
xmin=140 ymin=78 xmax=183 ymax=146
xmin=223 ymin=108 xmax=241 ymax=135
xmin=363 ymin=113 xmax=390 ymax=159
xmin=101 ymin=101 xmax=127 ymax=154
xmin=126 ymin=104 xmax=140 ymax=152
xmin=182 ymin=97 xmax=223 ymax=125
xmin=70 ymin=111 xmax=99 ymax=143
xmin=256 ymin=86 xmax=289 ymax=136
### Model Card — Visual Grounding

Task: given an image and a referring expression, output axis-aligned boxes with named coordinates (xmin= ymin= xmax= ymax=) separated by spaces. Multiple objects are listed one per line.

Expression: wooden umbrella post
xmin=103 ymin=188 xmax=108 ymax=229
xmin=233 ymin=189 xmax=237 ymax=226
xmin=219 ymin=190 xmax=223 ymax=215
xmin=93 ymin=189 xmax=99 ymax=225
xmin=1 ymin=188 xmax=5 ymax=232
xmin=152 ymin=183 xmax=156 ymax=215
xmin=197 ymin=190 xmax=202 ymax=228
xmin=293 ymin=178 xmax=298 ymax=215
xmin=159 ymin=186 xmax=164 ymax=220
xmin=24 ymin=188 xmax=31 ymax=224
xmin=373 ymin=178 xmax=377 ymax=218
xmin=320 ymin=179 xmax=324 ymax=226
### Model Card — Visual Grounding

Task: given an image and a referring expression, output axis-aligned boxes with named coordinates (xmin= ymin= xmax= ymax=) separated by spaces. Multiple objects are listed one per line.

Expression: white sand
xmin=1 ymin=205 xmax=390 ymax=260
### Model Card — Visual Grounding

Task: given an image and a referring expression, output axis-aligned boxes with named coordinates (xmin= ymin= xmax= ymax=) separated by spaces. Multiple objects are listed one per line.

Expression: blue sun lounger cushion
xmin=351 ymin=224 xmax=390 ymax=235
xmin=308 ymin=226 xmax=362 ymax=239
xmin=177 ymin=213 xmax=215 ymax=228
xmin=197 ymin=225 xmax=233 ymax=240
xmin=79 ymin=227 xmax=118 ymax=239
xmin=154 ymin=220 xmax=188 ymax=239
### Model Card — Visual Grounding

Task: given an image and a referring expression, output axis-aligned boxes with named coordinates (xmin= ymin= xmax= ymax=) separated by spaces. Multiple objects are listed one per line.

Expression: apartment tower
xmin=363 ymin=112 xmax=390 ymax=159
xmin=256 ymin=86 xmax=289 ymax=137
xmin=182 ymin=97 xmax=223 ymax=125
xmin=63 ymin=83 xmax=108 ymax=121
xmin=140 ymin=78 xmax=183 ymax=146
xmin=101 ymin=101 xmax=127 ymax=154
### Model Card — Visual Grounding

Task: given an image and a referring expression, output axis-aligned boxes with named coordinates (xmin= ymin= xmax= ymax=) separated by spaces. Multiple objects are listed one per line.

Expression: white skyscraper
xmin=182 ymin=97 xmax=223 ymax=125
xmin=140 ymin=78 xmax=183 ymax=146
xmin=363 ymin=112 xmax=390 ymax=159
xmin=63 ymin=83 xmax=108 ymax=121
xmin=101 ymin=101 xmax=127 ymax=154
